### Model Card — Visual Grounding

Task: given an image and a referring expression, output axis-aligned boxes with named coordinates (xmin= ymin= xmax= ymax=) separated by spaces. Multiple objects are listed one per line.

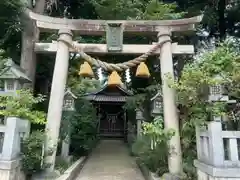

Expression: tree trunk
xmin=20 ymin=0 xmax=46 ymax=86
xmin=20 ymin=15 xmax=37 ymax=86
xmin=218 ymin=0 xmax=226 ymax=39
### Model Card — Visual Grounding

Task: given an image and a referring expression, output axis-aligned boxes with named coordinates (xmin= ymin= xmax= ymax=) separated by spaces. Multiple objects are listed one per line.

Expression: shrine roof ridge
xmin=81 ymin=85 xmax=132 ymax=102
xmin=150 ymin=92 xmax=162 ymax=101
xmin=84 ymin=94 xmax=128 ymax=102
xmin=0 ymin=59 xmax=32 ymax=82
xmin=64 ymin=88 xmax=77 ymax=99
xmin=84 ymin=84 xmax=132 ymax=96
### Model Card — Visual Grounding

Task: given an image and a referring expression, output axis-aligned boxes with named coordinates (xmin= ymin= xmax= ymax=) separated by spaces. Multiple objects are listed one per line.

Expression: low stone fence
xmin=56 ymin=157 xmax=87 ymax=180
xmin=0 ymin=117 xmax=30 ymax=180
xmin=137 ymin=161 xmax=161 ymax=180
xmin=195 ymin=121 xmax=240 ymax=180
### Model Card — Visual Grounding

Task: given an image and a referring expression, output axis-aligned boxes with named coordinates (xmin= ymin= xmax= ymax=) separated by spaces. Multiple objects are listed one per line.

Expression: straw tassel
xmin=78 ymin=61 xmax=94 ymax=77
xmin=135 ymin=62 xmax=150 ymax=78
xmin=108 ymin=71 xmax=122 ymax=86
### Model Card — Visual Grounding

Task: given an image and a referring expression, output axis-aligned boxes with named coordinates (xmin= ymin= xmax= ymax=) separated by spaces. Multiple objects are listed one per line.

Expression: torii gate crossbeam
xmin=34 ymin=42 xmax=194 ymax=55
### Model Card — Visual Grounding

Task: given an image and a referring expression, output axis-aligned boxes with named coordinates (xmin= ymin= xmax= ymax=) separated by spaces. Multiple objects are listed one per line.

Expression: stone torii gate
xmin=28 ymin=10 xmax=202 ymax=176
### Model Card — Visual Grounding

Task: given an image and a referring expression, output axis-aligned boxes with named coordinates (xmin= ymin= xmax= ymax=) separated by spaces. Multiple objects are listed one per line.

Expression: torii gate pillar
xmin=44 ymin=29 xmax=72 ymax=172
xmin=158 ymin=29 xmax=183 ymax=175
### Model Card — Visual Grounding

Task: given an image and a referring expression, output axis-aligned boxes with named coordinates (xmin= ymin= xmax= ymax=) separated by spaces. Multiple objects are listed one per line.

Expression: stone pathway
xmin=75 ymin=139 xmax=145 ymax=180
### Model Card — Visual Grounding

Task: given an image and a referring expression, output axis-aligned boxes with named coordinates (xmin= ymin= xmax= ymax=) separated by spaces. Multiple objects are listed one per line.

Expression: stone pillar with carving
xmin=44 ymin=29 xmax=73 ymax=173
xmin=61 ymin=88 xmax=76 ymax=163
xmin=136 ymin=109 xmax=144 ymax=138
xmin=158 ymin=30 xmax=183 ymax=176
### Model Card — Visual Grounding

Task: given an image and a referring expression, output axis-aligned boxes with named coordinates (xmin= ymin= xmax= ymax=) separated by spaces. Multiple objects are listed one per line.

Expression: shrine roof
xmin=0 ymin=59 xmax=32 ymax=82
xmin=64 ymin=88 xmax=77 ymax=99
xmin=84 ymin=95 xmax=127 ymax=102
xmin=151 ymin=92 xmax=162 ymax=101
xmin=83 ymin=85 xmax=132 ymax=102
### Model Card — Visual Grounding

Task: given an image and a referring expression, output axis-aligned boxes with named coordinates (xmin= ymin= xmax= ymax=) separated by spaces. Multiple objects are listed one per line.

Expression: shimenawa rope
xmin=58 ymin=35 xmax=171 ymax=72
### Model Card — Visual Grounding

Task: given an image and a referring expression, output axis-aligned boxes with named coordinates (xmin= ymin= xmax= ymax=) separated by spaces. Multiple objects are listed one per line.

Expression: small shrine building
xmin=83 ymin=85 xmax=132 ymax=140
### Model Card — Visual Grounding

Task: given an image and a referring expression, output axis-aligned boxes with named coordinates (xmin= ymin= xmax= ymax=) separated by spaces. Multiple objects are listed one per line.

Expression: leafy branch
xmin=168 ymin=38 xmax=240 ymax=179
xmin=0 ymin=89 xmax=46 ymax=124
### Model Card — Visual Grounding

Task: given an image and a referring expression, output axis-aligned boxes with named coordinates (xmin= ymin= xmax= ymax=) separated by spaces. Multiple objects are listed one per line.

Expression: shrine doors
xmin=99 ymin=110 xmax=126 ymax=138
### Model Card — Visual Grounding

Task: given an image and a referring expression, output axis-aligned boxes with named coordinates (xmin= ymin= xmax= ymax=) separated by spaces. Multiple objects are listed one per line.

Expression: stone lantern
xmin=61 ymin=88 xmax=77 ymax=162
xmin=63 ymin=88 xmax=77 ymax=111
xmin=208 ymin=75 xmax=236 ymax=122
xmin=0 ymin=59 xmax=31 ymax=125
xmin=151 ymin=92 xmax=163 ymax=117
xmin=208 ymin=75 xmax=228 ymax=102
xmin=0 ymin=59 xmax=32 ymax=95
xmin=136 ymin=109 xmax=144 ymax=120
xmin=135 ymin=108 xmax=144 ymax=138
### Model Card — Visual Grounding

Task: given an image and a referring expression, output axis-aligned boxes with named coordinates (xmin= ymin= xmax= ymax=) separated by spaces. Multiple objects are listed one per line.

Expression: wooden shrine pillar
xmin=44 ymin=29 xmax=73 ymax=172
xmin=158 ymin=29 xmax=183 ymax=175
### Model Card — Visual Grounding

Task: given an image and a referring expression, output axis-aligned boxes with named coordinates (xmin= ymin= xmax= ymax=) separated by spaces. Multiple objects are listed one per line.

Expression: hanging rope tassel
xmin=135 ymin=62 xmax=150 ymax=78
xmin=108 ymin=71 xmax=122 ymax=86
xmin=78 ymin=61 xmax=94 ymax=77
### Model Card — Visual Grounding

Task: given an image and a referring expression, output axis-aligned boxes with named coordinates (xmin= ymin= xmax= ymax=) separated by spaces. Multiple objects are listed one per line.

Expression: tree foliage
xmin=168 ymin=38 xmax=240 ymax=178
xmin=0 ymin=89 xmax=46 ymax=124
xmin=21 ymin=130 xmax=45 ymax=176
xmin=132 ymin=116 xmax=173 ymax=176
xmin=0 ymin=0 xmax=24 ymax=58
xmin=91 ymin=0 xmax=184 ymax=20
xmin=70 ymin=98 xmax=98 ymax=156
xmin=64 ymin=78 xmax=100 ymax=156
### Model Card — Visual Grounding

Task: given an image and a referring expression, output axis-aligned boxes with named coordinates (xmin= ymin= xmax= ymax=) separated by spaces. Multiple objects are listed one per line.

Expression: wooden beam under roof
xmin=34 ymin=42 xmax=194 ymax=55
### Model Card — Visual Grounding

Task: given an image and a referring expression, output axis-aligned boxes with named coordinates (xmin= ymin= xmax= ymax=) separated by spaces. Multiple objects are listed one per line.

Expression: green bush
xmin=55 ymin=157 xmax=71 ymax=174
xmin=132 ymin=136 xmax=169 ymax=175
xmin=21 ymin=130 xmax=45 ymax=177
xmin=131 ymin=117 xmax=173 ymax=176
xmin=0 ymin=89 xmax=46 ymax=124
xmin=70 ymin=98 xmax=99 ymax=156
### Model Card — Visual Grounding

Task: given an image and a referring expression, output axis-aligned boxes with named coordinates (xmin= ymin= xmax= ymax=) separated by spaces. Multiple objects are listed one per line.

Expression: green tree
xmin=177 ymin=0 xmax=240 ymax=38
xmin=169 ymin=38 xmax=240 ymax=178
xmin=66 ymin=78 xmax=100 ymax=156
xmin=90 ymin=0 xmax=184 ymax=20
xmin=0 ymin=0 xmax=24 ymax=59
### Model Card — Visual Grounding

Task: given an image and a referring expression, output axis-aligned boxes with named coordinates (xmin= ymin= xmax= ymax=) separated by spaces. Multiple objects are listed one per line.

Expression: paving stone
xmin=75 ymin=140 xmax=145 ymax=180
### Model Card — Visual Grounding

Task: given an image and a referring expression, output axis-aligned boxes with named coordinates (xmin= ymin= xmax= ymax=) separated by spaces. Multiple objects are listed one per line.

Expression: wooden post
xmin=44 ymin=29 xmax=72 ymax=172
xmin=158 ymin=30 xmax=183 ymax=174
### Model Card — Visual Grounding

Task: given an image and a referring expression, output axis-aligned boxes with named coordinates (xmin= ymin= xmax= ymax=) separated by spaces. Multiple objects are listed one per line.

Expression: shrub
xmin=55 ymin=157 xmax=71 ymax=174
xmin=132 ymin=136 xmax=169 ymax=175
xmin=70 ymin=98 xmax=99 ymax=156
xmin=131 ymin=117 xmax=173 ymax=176
xmin=21 ymin=130 xmax=45 ymax=177
xmin=0 ymin=89 xmax=46 ymax=124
